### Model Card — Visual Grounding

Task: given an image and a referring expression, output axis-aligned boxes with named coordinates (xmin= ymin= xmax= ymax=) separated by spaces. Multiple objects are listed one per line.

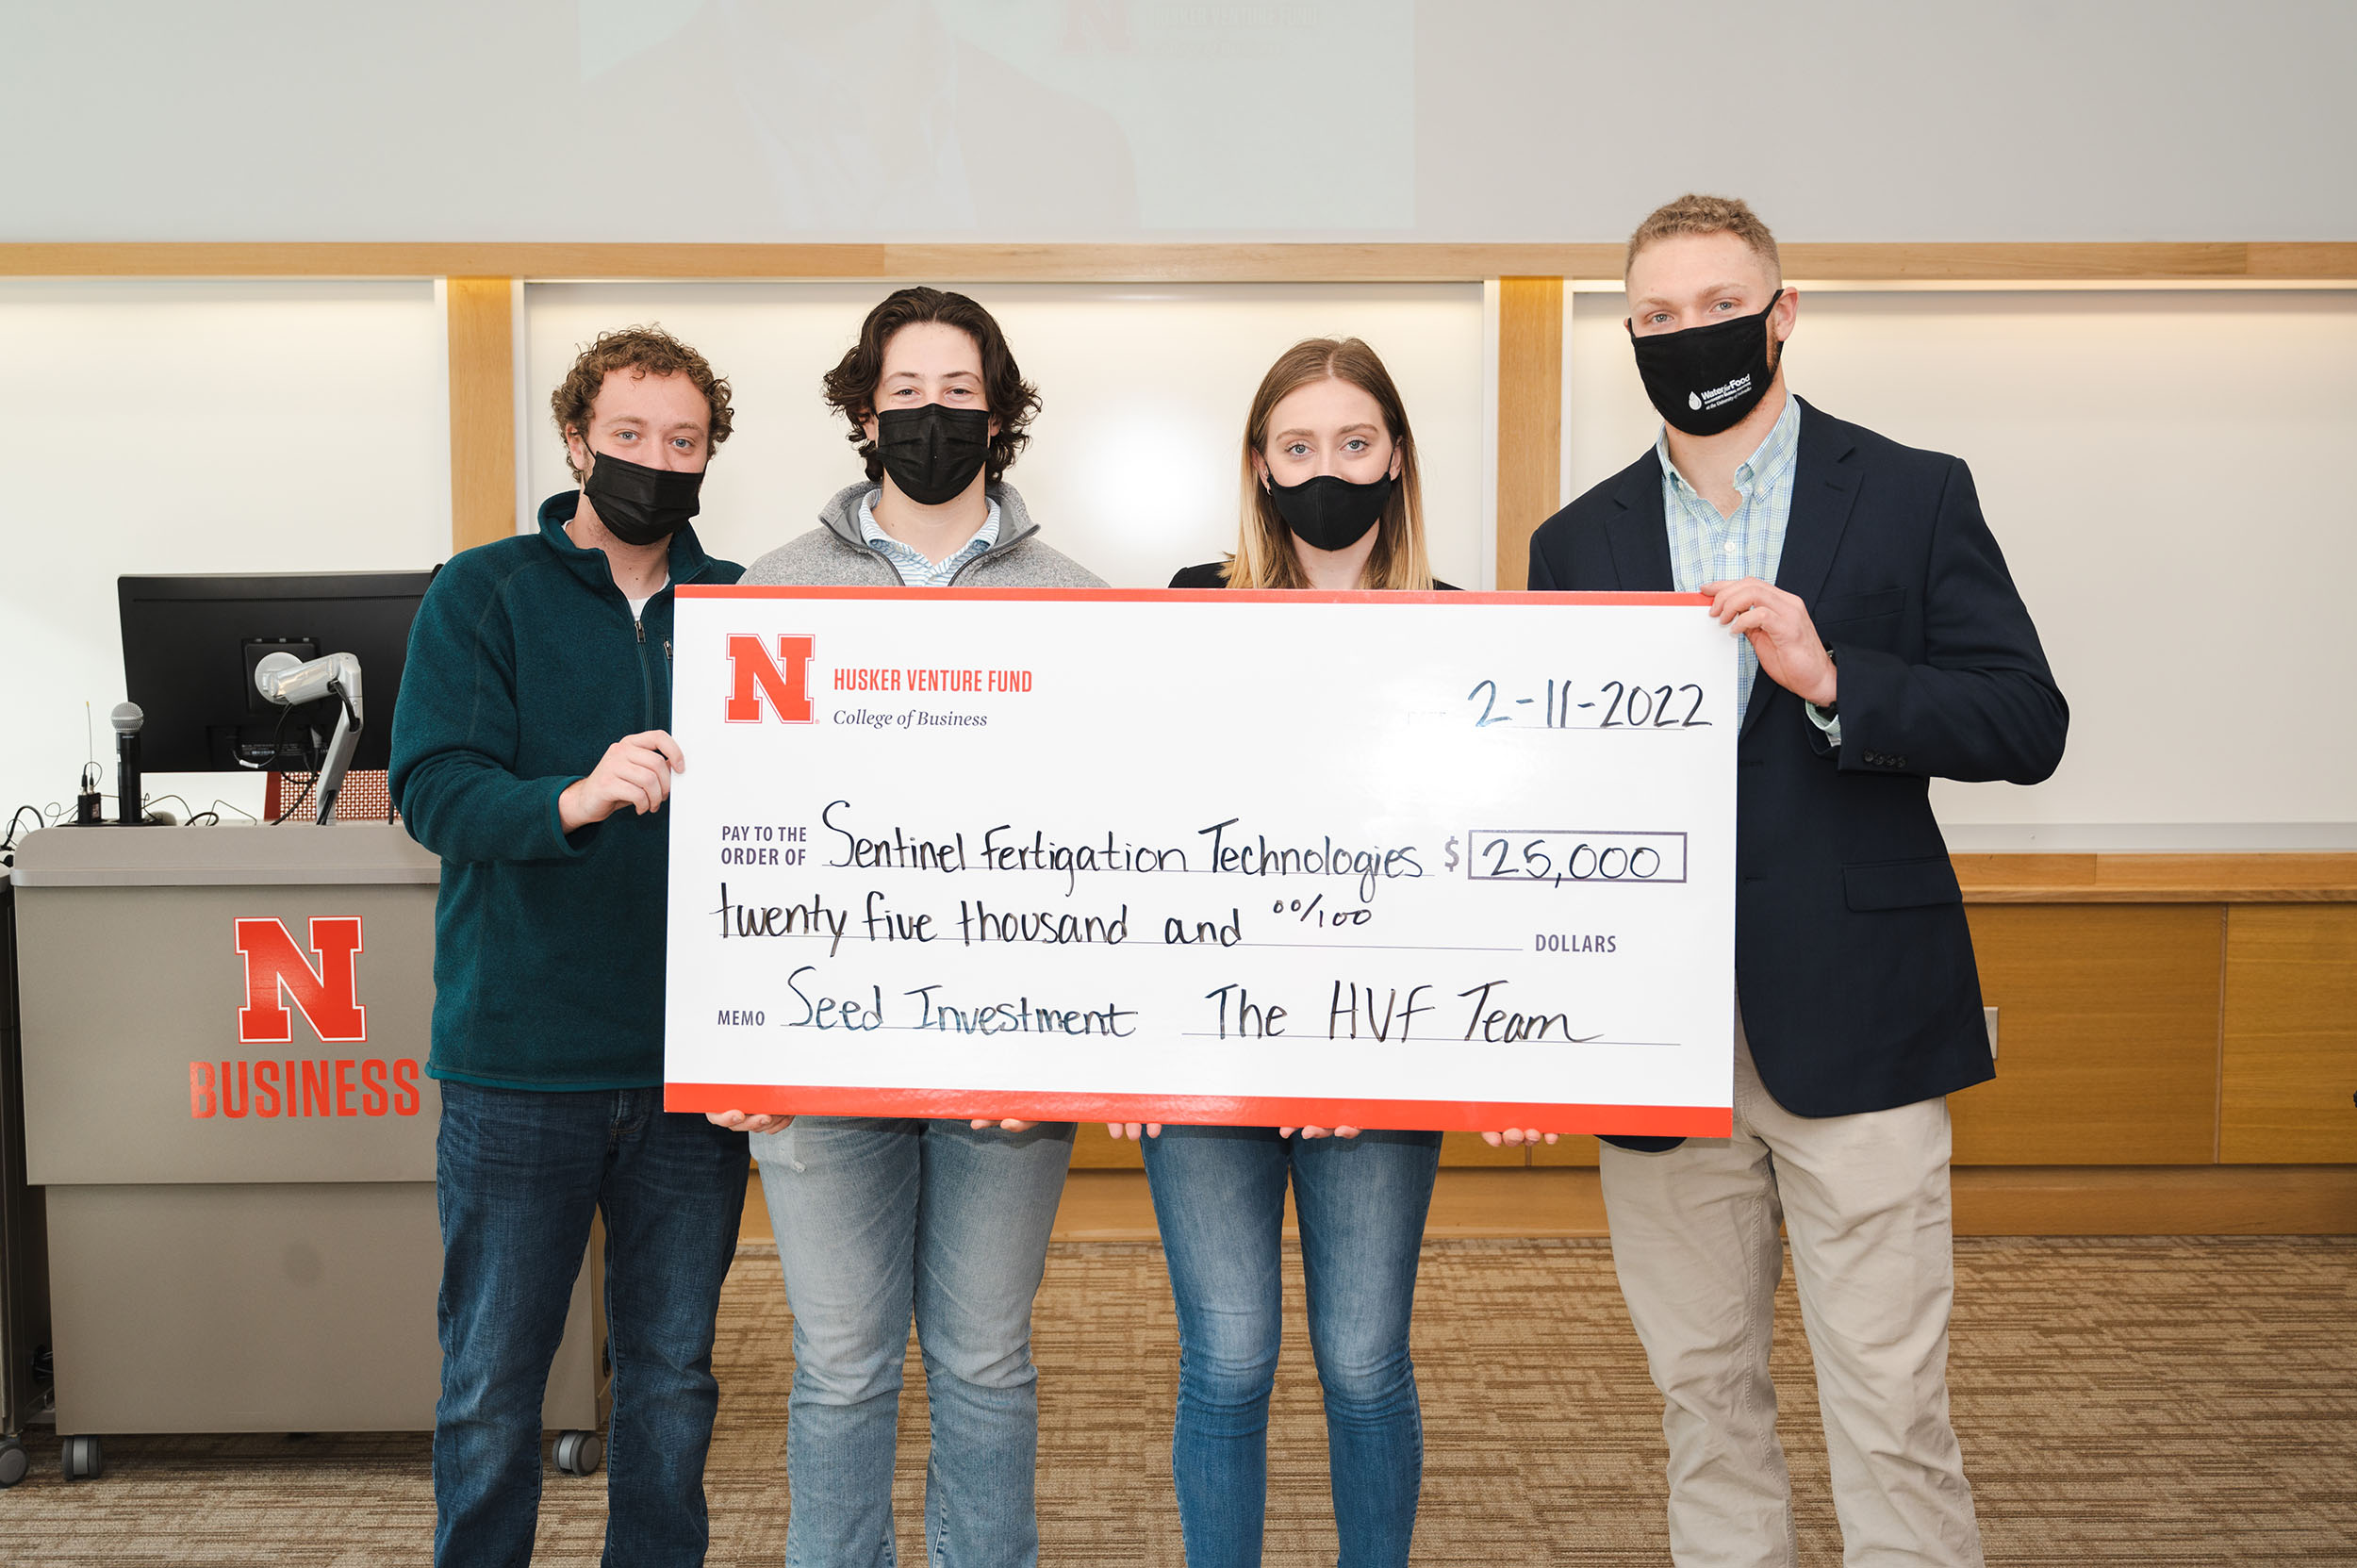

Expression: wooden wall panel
xmin=445 ymin=277 xmax=516 ymax=554
xmin=1493 ymin=276 xmax=1563 ymax=593
xmin=1069 ymin=1122 xmax=1145 ymax=1170
xmin=933 ymin=900 xmax=2349 ymax=1174
xmin=1071 ymin=1126 xmax=1529 ymax=1168
xmin=8 ymin=240 xmax=2354 ymax=283
xmin=1956 ymin=852 xmax=2357 ymax=903
xmin=1949 ymin=905 xmax=2224 ymax=1164
xmin=1952 ymin=1165 xmax=2357 ymax=1235
xmin=2220 ymin=906 xmax=2357 ymax=1163
xmin=1442 ymin=1131 xmax=1529 ymax=1166
xmin=0 ymin=242 xmax=890 ymax=280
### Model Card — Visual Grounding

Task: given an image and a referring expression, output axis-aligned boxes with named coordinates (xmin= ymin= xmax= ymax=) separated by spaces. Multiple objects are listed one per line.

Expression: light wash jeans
xmin=750 ymin=1116 xmax=1075 ymax=1568
xmin=1141 ymin=1125 xmax=1442 ymax=1568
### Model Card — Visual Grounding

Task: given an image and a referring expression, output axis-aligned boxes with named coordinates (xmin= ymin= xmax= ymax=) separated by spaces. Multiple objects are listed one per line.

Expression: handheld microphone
xmin=111 ymin=702 xmax=146 ymax=826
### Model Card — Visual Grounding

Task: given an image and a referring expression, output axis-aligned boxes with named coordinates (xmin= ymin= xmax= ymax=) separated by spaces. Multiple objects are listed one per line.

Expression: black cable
xmin=265 ymin=692 xmax=336 ymax=825
xmin=273 ymin=770 xmax=320 ymax=826
xmin=3 ymin=803 xmax=43 ymax=851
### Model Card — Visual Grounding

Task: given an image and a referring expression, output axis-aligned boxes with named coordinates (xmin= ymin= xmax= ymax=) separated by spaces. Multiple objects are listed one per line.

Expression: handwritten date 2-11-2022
xmin=1467 ymin=676 xmax=1712 ymax=730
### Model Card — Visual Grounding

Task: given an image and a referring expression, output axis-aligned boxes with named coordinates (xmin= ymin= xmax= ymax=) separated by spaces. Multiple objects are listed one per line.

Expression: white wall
xmin=1566 ymin=287 xmax=2357 ymax=848
xmin=0 ymin=282 xmax=449 ymax=831
xmin=6 ymin=1 xmax=2351 ymax=242
xmin=7 ymin=277 xmax=2349 ymax=849
xmin=523 ymin=282 xmax=1489 ymax=590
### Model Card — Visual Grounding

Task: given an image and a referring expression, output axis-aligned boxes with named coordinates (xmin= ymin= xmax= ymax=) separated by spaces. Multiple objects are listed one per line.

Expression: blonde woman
xmin=1168 ymin=336 xmax=1451 ymax=593
xmin=1125 ymin=337 xmax=1446 ymax=1567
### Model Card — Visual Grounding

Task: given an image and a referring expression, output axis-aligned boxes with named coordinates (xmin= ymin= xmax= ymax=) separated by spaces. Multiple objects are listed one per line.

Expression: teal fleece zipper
xmin=388 ymin=493 xmax=742 ymax=1091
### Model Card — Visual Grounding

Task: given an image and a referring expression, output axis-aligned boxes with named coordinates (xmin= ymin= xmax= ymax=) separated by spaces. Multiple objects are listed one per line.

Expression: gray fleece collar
xmin=816 ymin=480 xmax=1041 ymax=560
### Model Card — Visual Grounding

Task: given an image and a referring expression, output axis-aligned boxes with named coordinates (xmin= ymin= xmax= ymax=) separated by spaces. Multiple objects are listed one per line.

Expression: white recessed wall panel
xmin=524 ymin=283 xmax=1486 ymax=591
xmin=1565 ymin=289 xmax=2357 ymax=846
xmin=0 ymin=281 xmax=448 ymax=828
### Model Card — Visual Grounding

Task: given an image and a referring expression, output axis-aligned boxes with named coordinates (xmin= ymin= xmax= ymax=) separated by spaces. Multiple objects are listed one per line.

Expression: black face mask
xmin=876 ymin=403 xmax=991 ymax=505
xmin=1267 ymin=471 xmax=1393 ymax=554
xmin=582 ymin=449 xmax=702 ymax=547
xmin=1627 ymin=290 xmax=1786 ymax=436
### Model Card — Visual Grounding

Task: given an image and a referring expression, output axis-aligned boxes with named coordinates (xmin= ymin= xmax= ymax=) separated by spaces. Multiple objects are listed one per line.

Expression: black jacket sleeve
xmin=1827 ymin=459 xmax=2069 ymax=784
xmin=1526 ymin=538 xmax=1562 ymax=592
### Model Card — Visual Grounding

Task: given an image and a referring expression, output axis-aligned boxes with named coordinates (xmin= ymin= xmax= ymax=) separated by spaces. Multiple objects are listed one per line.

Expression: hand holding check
xmin=1704 ymin=577 xmax=1836 ymax=708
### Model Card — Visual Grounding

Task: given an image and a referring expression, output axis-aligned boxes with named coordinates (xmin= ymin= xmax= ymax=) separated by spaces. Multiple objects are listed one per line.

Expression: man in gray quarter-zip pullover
xmin=710 ymin=288 xmax=1097 ymax=1568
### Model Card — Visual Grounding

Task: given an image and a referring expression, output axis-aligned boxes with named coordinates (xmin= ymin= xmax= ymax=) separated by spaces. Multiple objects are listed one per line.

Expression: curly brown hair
xmin=822 ymin=288 xmax=1039 ymax=485
xmin=552 ymin=324 xmax=734 ymax=483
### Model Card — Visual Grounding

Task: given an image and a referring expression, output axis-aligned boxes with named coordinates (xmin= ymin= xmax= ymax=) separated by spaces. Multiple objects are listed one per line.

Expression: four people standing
xmin=401 ymin=201 xmax=2061 ymax=1566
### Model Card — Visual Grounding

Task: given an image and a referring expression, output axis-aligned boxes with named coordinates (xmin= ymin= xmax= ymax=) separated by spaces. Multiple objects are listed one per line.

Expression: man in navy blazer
xmin=1521 ymin=196 xmax=2065 ymax=1567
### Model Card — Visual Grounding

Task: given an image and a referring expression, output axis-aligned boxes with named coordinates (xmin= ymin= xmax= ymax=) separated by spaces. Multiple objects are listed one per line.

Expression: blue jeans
xmin=750 ymin=1117 xmax=1076 ymax=1568
xmin=434 ymin=1081 xmax=749 ymax=1568
xmin=1141 ymin=1126 xmax=1442 ymax=1568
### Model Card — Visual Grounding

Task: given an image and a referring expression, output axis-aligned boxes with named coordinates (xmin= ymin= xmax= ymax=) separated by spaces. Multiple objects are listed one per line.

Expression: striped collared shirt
xmin=857 ymin=487 xmax=1001 ymax=587
xmin=1656 ymin=391 xmax=1803 ymax=721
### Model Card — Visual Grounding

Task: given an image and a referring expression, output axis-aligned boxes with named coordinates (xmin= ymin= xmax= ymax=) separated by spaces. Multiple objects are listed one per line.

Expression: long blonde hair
xmin=1221 ymin=338 xmax=1433 ymax=591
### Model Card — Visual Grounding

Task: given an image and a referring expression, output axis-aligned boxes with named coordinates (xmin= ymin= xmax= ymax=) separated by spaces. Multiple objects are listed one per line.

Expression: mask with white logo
xmin=1627 ymin=290 xmax=1786 ymax=437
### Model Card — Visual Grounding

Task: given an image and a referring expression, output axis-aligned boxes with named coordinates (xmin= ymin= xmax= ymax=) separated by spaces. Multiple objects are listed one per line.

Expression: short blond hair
xmin=1626 ymin=193 xmax=1782 ymax=285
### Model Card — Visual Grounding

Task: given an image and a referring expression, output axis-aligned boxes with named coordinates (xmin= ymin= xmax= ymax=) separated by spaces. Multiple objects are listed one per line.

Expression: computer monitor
xmin=117 ymin=571 xmax=436 ymax=773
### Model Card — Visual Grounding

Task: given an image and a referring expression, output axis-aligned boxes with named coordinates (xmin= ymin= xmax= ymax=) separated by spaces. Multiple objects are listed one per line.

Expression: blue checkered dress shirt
xmin=1655 ymin=392 xmax=1827 ymax=734
xmin=857 ymin=487 xmax=1000 ymax=586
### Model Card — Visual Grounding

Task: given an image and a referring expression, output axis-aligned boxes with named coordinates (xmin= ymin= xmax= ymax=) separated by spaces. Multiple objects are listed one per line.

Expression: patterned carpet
xmin=6 ymin=1237 xmax=2354 ymax=1565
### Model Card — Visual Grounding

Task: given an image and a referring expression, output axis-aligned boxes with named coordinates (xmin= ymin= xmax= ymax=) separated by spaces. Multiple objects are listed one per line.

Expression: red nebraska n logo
xmin=726 ymin=634 xmax=816 ymax=723
xmin=235 ymin=917 xmax=367 ymax=1045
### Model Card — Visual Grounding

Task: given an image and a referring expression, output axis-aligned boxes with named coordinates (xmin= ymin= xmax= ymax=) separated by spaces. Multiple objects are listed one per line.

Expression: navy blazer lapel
xmin=1604 ymin=453 xmax=1674 ymax=591
xmin=1775 ymin=400 xmax=1862 ymax=607
xmin=1748 ymin=399 xmax=1863 ymax=738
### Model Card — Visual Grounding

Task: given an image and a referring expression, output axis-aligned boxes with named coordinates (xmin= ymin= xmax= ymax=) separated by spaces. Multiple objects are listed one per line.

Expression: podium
xmin=8 ymin=823 xmax=605 ymax=1476
xmin=0 ymin=879 xmax=45 ymax=1486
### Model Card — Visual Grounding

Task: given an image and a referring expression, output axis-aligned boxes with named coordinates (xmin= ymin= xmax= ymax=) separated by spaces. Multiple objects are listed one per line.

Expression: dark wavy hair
xmin=822 ymin=288 xmax=1040 ymax=484
xmin=552 ymin=324 xmax=733 ymax=482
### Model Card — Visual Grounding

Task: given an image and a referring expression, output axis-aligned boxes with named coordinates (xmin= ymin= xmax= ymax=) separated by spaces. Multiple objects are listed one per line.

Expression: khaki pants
xmin=1599 ymin=1016 xmax=1984 ymax=1567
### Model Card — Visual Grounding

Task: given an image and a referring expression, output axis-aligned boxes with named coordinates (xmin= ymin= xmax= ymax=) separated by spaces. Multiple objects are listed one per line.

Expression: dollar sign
xmin=1444 ymin=834 xmax=1459 ymax=873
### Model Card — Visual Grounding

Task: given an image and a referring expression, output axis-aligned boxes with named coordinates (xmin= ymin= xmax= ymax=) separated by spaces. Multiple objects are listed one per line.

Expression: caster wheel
xmin=0 ymin=1439 xmax=27 ymax=1488
xmin=552 ymin=1429 xmax=603 ymax=1477
xmin=62 ymin=1434 xmax=104 ymax=1481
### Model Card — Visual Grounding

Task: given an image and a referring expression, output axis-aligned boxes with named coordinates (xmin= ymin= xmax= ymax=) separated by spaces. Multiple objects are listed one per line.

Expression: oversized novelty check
xmin=664 ymin=586 xmax=1735 ymax=1137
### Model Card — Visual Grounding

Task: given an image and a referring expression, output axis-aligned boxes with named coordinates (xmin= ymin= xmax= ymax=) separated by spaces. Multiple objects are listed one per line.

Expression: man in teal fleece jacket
xmin=389 ymin=326 xmax=747 ymax=1568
